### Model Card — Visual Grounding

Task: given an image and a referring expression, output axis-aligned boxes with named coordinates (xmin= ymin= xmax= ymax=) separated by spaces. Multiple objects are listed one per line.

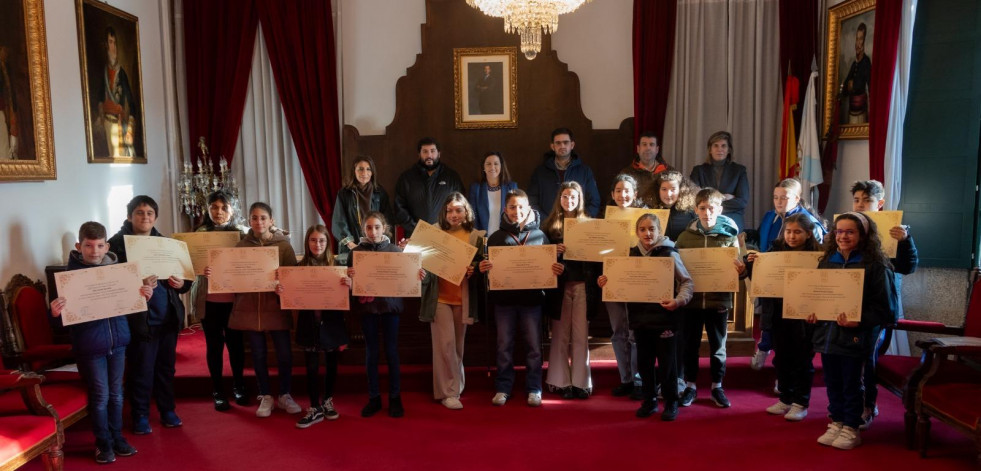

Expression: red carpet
xmin=22 ymin=329 xmax=979 ymax=471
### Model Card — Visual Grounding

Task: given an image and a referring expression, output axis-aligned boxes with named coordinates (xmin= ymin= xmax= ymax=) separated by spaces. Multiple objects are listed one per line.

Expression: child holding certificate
xmin=219 ymin=202 xmax=300 ymax=418
xmin=419 ymin=193 xmax=485 ymax=410
xmin=807 ymin=212 xmax=896 ymax=450
xmin=651 ymin=170 xmax=698 ymax=241
xmin=543 ymin=181 xmax=599 ymax=400
xmin=291 ymin=225 xmax=349 ymax=428
xmin=744 ymin=213 xmax=823 ymax=421
xmin=675 ymin=188 xmax=743 ymax=409
xmin=50 ymin=222 xmax=152 ymax=464
xmin=479 ymin=189 xmax=564 ymax=407
xmin=597 ymin=214 xmax=693 ymax=420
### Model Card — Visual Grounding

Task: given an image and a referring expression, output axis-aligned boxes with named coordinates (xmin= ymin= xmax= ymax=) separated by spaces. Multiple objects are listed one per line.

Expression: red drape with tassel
xmin=868 ymin=0 xmax=903 ymax=182
xmin=183 ymin=0 xmax=258 ymax=166
xmin=632 ymin=0 xmax=677 ymax=142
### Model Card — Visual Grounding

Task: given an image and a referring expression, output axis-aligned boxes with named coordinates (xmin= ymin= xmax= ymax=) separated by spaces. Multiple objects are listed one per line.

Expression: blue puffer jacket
xmin=65 ymin=251 xmax=132 ymax=359
xmin=757 ymin=205 xmax=826 ymax=252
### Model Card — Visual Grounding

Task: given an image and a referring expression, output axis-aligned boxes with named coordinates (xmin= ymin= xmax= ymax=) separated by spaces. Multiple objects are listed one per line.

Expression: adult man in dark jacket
xmin=394 ymin=137 xmax=464 ymax=237
xmin=527 ymin=128 xmax=601 ymax=217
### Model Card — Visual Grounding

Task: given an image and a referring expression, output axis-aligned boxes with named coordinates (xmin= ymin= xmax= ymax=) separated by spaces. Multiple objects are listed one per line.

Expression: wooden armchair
xmin=2 ymin=276 xmax=73 ymax=373
xmin=913 ymin=337 xmax=981 ymax=464
xmin=876 ymin=268 xmax=981 ymax=448
xmin=0 ymin=370 xmax=64 ymax=471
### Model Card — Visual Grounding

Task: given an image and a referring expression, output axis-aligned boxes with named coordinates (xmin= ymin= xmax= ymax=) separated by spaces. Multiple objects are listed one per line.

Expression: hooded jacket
xmin=347 ymin=236 xmax=407 ymax=314
xmin=757 ymin=205 xmax=826 ymax=253
xmin=486 ymin=210 xmax=552 ymax=306
xmin=65 ymin=250 xmax=132 ymax=359
xmin=675 ymin=215 xmax=741 ymax=310
xmin=527 ymin=151 xmax=601 ymax=217
xmin=227 ymin=229 xmax=297 ymax=331
xmin=626 ymin=237 xmax=694 ymax=330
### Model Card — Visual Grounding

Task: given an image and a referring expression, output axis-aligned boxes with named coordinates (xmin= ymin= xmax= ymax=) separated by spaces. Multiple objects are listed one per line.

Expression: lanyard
xmin=507 ymin=231 xmax=530 ymax=246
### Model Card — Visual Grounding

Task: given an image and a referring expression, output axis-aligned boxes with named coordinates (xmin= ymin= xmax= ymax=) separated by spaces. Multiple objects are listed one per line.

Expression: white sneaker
xmin=817 ymin=422 xmax=843 ymax=446
xmin=527 ymin=392 xmax=542 ymax=407
xmin=491 ymin=392 xmax=509 ymax=406
xmin=766 ymin=401 xmax=792 ymax=415
xmin=750 ymin=349 xmax=770 ymax=370
xmin=277 ymin=393 xmax=302 ymax=414
xmin=256 ymin=395 xmax=275 ymax=418
xmin=784 ymin=403 xmax=808 ymax=422
xmin=831 ymin=426 xmax=862 ymax=450
xmin=441 ymin=397 xmax=463 ymax=410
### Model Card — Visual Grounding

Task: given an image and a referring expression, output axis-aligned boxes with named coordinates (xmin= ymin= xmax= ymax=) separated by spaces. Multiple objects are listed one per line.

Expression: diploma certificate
xmin=488 ymin=244 xmax=557 ymax=290
xmin=834 ymin=211 xmax=903 ymax=258
xmin=678 ymin=247 xmax=740 ymax=293
xmin=563 ymin=218 xmax=631 ymax=262
xmin=604 ymin=206 xmax=669 ymax=241
xmin=278 ymin=266 xmax=350 ymax=310
xmin=783 ymin=268 xmax=865 ymax=322
xmin=171 ymin=232 xmax=241 ymax=275
xmin=54 ymin=262 xmax=147 ymax=326
xmin=601 ymin=256 xmax=675 ymax=303
xmin=749 ymin=251 xmax=823 ymax=298
xmin=404 ymin=220 xmax=478 ymax=285
xmin=123 ymin=235 xmax=195 ymax=280
xmin=208 ymin=247 xmax=280 ymax=293
xmin=352 ymin=252 xmax=422 ymax=297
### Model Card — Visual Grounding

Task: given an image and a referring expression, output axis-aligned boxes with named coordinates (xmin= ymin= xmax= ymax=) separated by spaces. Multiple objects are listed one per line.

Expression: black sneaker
xmin=711 ymin=387 xmax=731 ymax=408
xmin=232 ymin=386 xmax=250 ymax=406
xmin=112 ymin=438 xmax=137 ymax=457
xmin=323 ymin=397 xmax=339 ymax=420
xmin=388 ymin=396 xmax=404 ymax=418
xmin=635 ymin=399 xmax=658 ymax=418
xmin=661 ymin=401 xmax=679 ymax=421
xmin=572 ymin=387 xmax=590 ymax=400
xmin=95 ymin=447 xmax=116 ymax=464
xmin=296 ymin=407 xmax=325 ymax=429
xmin=561 ymin=387 xmax=576 ymax=399
xmin=612 ymin=382 xmax=634 ymax=397
xmin=361 ymin=396 xmax=382 ymax=418
xmin=680 ymin=387 xmax=696 ymax=407
xmin=213 ymin=391 xmax=231 ymax=412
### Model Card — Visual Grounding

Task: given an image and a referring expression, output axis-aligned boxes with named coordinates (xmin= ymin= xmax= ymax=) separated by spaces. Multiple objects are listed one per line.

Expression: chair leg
xmin=42 ymin=446 xmax=64 ymax=471
xmin=904 ymin=410 xmax=916 ymax=450
xmin=917 ymin=415 xmax=931 ymax=458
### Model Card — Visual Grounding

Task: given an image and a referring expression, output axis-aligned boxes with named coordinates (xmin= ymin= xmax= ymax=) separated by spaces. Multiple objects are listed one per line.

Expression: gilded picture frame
xmin=0 ymin=0 xmax=56 ymax=182
xmin=76 ymin=0 xmax=147 ymax=164
xmin=454 ymin=47 xmax=517 ymax=129
xmin=823 ymin=0 xmax=875 ymax=140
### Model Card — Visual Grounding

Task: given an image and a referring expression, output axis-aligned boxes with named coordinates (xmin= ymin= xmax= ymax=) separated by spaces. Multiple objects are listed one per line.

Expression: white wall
xmin=0 ymin=0 xmax=179 ymax=283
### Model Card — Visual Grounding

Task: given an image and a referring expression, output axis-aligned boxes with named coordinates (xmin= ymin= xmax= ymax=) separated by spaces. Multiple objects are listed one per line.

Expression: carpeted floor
xmin=22 ymin=329 xmax=979 ymax=471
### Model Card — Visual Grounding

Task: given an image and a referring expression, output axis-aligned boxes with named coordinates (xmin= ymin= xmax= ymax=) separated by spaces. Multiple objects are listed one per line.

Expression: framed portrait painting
xmin=76 ymin=0 xmax=147 ymax=163
xmin=454 ymin=47 xmax=517 ymax=129
xmin=0 ymin=0 xmax=56 ymax=181
xmin=823 ymin=0 xmax=875 ymax=140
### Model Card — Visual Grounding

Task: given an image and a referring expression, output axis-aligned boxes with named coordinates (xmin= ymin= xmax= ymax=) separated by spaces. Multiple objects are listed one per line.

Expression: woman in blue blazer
xmin=689 ymin=131 xmax=751 ymax=233
xmin=468 ymin=152 xmax=518 ymax=234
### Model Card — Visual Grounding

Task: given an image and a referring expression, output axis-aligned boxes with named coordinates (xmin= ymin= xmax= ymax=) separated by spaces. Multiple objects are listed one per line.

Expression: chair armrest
xmin=895 ymin=319 xmax=964 ymax=336
xmin=0 ymin=370 xmax=43 ymax=390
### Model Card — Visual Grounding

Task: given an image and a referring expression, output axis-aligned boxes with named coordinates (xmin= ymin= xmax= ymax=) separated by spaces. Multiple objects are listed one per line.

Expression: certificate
xmin=563 ymin=218 xmax=631 ymax=262
xmin=749 ymin=251 xmax=823 ymax=298
xmin=54 ymin=262 xmax=147 ymax=326
xmin=404 ymin=220 xmax=478 ymax=285
xmin=604 ymin=206 xmax=669 ymax=241
xmin=834 ymin=211 xmax=902 ymax=257
xmin=172 ymin=231 xmax=241 ymax=275
xmin=352 ymin=252 xmax=422 ymax=297
xmin=601 ymin=256 xmax=674 ymax=303
xmin=678 ymin=247 xmax=740 ymax=293
xmin=123 ymin=235 xmax=195 ymax=280
xmin=278 ymin=266 xmax=350 ymax=310
xmin=208 ymin=247 xmax=279 ymax=293
xmin=783 ymin=268 xmax=864 ymax=322
xmin=488 ymin=244 xmax=557 ymax=290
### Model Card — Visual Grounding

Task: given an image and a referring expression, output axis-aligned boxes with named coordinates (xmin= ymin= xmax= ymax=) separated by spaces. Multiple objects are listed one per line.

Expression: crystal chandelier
xmin=467 ymin=0 xmax=591 ymax=60
xmin=178 ymin=137 xmax=241 ymax=227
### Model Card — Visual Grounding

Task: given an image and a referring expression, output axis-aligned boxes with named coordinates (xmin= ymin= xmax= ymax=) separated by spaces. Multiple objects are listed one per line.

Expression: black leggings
xmin=305 ymin=349 xmax=340 ymax=407
xmin=201 ymin=301 xmax=245 ymax=392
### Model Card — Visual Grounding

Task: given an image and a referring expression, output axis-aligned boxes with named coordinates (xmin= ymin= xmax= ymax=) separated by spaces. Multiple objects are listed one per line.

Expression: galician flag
xmin=797 ymin=68 xmax=823 ymax=206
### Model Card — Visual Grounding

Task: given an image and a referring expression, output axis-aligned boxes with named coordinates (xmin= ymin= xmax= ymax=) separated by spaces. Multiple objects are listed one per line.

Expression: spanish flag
xmin=779 ymin=72 xmax=800 ymax=180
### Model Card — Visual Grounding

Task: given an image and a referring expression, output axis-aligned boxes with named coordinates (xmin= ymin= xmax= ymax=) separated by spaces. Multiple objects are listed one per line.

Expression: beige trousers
xmin=546 ymin=282 xmax=592 ymax=391
xmin=431 ymin=303 xmax=467 ymax=400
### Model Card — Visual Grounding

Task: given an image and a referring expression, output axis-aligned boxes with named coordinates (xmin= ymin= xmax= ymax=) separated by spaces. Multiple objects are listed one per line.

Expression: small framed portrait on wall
xmin=454 ymin=47 xmax=517 ymax=129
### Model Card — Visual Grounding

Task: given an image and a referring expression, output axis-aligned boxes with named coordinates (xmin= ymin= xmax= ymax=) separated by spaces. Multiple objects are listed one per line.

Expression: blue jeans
xmin=361 ymin=313 xmax=400 ymax=398
xmin=494 ymin=304 xmax=543 ymax=395
xmin=822 ymin=353 xmax=865 ymax=428
xmin=248 ymin=330 xmax=293 ymax=396
xmin=77 ymin=347 xmax=126 ymax=449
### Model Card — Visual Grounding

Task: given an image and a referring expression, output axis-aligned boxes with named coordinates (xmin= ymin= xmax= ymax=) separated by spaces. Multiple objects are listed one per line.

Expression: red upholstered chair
xmin=0 ymin=369 xmax=64 ymax=470
xmin=2 ymin=276 xmax=73 ymax=373
xmin=913 ymin=337 xmax=981 ymax=463
xmin=876 ymin=268 xmax=981 ymax=449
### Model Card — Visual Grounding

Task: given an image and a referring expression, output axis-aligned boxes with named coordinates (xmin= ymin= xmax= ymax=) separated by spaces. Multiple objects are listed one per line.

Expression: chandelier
xmin=467 ymin=0 xmax=591 ymax=60
xmin=177 ymin=137 xmax=241 ymax=227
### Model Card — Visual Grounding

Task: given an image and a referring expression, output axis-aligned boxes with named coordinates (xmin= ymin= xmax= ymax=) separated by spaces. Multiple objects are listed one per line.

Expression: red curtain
xmin=868 ymin=0 xmax=903 ymax=182
xmin=183 ymin=0 xmax=259 ymax=167
xmin=256 ymin=0 xmax=343 ymax=225
xmin=778 ymin=0 xmax=818 ymax=132
xmin=632 ymin=0 xmax=677 ymax=143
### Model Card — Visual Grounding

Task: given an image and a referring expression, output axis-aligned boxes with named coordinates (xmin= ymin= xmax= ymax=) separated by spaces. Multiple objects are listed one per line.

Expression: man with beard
xmin=527 ymin=128 xmax=601 ymax=217
xmin=394 ymin=137 xmax=464 ymax=237
xmin=619 ymin=132 xmax=672 ymax=207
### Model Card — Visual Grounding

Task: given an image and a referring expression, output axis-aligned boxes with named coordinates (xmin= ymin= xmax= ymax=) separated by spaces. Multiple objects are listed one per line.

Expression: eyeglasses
xmin=834 ymin=229 xmax=857 ymax=236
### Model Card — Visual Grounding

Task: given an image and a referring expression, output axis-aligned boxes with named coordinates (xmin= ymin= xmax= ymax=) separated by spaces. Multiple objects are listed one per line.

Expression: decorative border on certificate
xmin=404 ymin=220 xmax=478 ymax=286
xmin=54 ymin=262 xmax=146 ymax=326
xmin=678 ymin=247 xmax=740 ymax=293
xmin=604 ymin=206 xmax=669 ymax=241
xmin=563 ymin=218 xmax=632 ymax=262
xmin=488 ymin=244 xmax=557 ymax=290
xmin=352 ymin=252 xmax=421 ymax=298
xmin=278 ymin=266 xmax=350 ymax=311
xmin=207 ymin=246 xmax=279 ymax=294
xmin=123 ymin=235 xmax=195 ymax=280
xmin=783 ymin=268 xmax=865 ymax=321
xmin=172 ymin=231 xmax=241 ymax=275
xmin=749 ymin=251 xmax=823 ymax=298
xmin=834 ymin=211 xmax=902 ymax=258
xmin=602 ymin=256 xmax=674 ymax=303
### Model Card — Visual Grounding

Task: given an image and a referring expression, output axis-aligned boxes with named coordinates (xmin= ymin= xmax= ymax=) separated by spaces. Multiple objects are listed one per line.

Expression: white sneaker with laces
xmin=491 ymin=392 xmax=509 ymax=406
xmin=750 ymin=349 xmax=770 ymax=370
xmin=831 ymin=426 xmax=862 ymax=450
xmin=766 ymin=401 xmax=792 ymax=415
xmin=817 ymin=422 xmax=843 ymax=446
xmin=256 ymin=395 xmax=275 ymax=418
xmin=441 ymin=397 xmax=463 ymax=410
xmin=277 ymin=393 xmax=302 ymax=414
xmin=527 ymin=392 xmax=542 ymax=407
xmin=784 ymin=403 xmax=808 ymax=422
